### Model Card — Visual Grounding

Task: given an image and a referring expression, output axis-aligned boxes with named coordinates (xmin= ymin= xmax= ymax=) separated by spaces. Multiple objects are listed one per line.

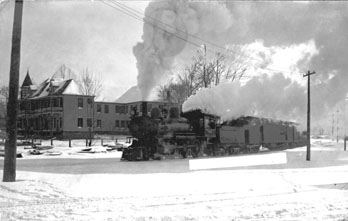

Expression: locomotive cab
xmin=181 ymin=110 xmax=218 ymax=139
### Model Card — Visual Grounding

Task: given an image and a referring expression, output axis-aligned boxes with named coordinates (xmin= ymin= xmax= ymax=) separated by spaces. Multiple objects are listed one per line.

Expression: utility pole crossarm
xmin=303 ymin=71 xmax=316 ymax=77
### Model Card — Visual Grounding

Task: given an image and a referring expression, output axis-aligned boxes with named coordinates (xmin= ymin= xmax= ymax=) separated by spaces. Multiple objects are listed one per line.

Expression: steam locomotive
xmin=121 ymin=102 xmax=306 ymax=161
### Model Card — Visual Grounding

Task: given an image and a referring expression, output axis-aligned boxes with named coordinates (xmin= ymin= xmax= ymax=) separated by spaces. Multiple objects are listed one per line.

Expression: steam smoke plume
xmin=135 ymin=1 xmax=348 ymax=133
xmin=183 ymin=74 xmax=307 ymax=124
xmin=133 ymin=0 xmax=233 ymax=100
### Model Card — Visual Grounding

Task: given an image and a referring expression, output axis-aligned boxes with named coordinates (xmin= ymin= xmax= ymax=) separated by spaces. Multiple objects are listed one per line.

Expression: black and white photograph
xmin=0 ymin=0 xmax=348 ymax=220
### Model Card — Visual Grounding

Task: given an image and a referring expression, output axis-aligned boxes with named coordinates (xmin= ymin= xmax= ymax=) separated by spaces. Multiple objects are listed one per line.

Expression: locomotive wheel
xmin=182 ymin=147 xmax=198 ymax=158
xmin=191 ymin=147 xmax=199 ymax=158
xmin=142 ymin=148 xmax=149 ymax=161
xmin=216 ymin=146 xmax=226 ymax=156
xmin=183 ymin=148 xmax=191 ymax=158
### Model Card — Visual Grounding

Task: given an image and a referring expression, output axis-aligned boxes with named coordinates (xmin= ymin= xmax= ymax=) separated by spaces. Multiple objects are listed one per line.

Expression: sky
xmin=1 ymin=0 xmax=348 ymax=131
xmin=0 ymin=0 xmax=148 ymax=101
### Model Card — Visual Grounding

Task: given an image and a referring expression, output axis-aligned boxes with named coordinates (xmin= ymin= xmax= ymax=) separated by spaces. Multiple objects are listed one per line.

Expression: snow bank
xmin=1 ymin=141 xmax=348 ymax=220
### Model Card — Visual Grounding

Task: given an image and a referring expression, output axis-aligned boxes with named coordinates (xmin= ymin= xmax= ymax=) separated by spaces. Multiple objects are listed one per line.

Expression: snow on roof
xmin=29 ymin=85 xmax=37 ymax=90
xmin=28 ymin=78 xmax=85 ymax=99
xmin=115 ymin=86 xmax=159 ymax=103
xmin=61 ymin=80 xmax=84 ymax=95
xmin=30 ymin=79 xmax=50 ymax=98
xmin=115 ymin=86 xmax=142 ymax=103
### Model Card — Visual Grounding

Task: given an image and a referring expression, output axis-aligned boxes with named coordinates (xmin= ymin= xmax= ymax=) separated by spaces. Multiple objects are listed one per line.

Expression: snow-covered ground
xmin=1 ymin=138 xmax=348 ymax=220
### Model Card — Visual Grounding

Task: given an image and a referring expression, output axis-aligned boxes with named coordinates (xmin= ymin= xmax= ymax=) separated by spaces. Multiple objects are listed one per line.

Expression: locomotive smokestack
xmin=142 ymin=101 xmax=148 ymax=116
xmin=167 ymin=90 xmax=171 ymax=103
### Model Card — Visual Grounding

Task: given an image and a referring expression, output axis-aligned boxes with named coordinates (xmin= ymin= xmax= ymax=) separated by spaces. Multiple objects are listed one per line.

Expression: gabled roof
xmin=115 ymin=86 xmax=160 ymax=103
xmin=53 ymin=79 xmax=73 ymax=95
xmin=21 ymin=71 xmax=33 ymax=87
xmin=115 ymin=86 xmax=141 ymax=103
xmin=28 ymin=78 xmax=86 ymax=99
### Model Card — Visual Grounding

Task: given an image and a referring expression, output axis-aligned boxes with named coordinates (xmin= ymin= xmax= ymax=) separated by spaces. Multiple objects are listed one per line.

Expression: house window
xmin=87 ymin=98 xmax=92 ymax=105
xmin=121 ymin=120 xmax=125 ymax=128
xmin=97 ymin=119 xmax=102 ymax=128
xmin=87 ymin=118 xmax=92 ymax=127
xmin=97 ymin=104 xmax=101 ymax=113
xmin=77 ymin=118 xmax=83 ymax=128
xmin=105 ymin=104 xmax=109 ymax=113
xmin=147 ymin=104 xmax=152 ymax=111
xmin=115 ymin=105 xmax=119 ymax=114
xmin=78 ymin=98 xmax=83 ymax=108
xmin=53 ymin=98 xmax=58 ymax=107
xmin=125 ymin=106 xmax=128 ymax=114
xmin=115 ymin=120 xmax=119 ymax=128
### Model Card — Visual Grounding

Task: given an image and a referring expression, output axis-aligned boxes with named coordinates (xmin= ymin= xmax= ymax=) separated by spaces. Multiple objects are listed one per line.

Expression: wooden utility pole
xmin=3 ymin=0 xmax=24 ymax=182
xmin=332 ymin=112 xmax=335 ymax=141
xmin=215 ymin=53 xmax=220 ymax=86
xmin=303 ymin=70 xmax=316 ymax=161
xmin=336 ymin=109 xmax=339 ymax=143
xmin=203 ymin=44 xmax=207 ymax=88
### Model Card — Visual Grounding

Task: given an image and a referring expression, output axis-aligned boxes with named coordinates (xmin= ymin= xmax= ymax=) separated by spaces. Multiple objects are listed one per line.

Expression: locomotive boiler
xmin=121 ymin=102 xmax=215 ymax=161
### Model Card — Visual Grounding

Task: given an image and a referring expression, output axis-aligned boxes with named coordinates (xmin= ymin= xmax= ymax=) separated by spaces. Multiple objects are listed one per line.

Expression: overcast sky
xmin=0 ymin=0 xmax=348 ymax=106
xmin=0 ymin=0 xmax=147 ymax=100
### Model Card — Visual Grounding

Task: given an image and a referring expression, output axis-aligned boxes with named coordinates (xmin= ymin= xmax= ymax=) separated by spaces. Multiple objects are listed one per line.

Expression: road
xmin=0 ymin=156 xmax=193 ymax=174
xmin=1 ymin=147 xmax=348 ymax=174
xmin=1 ymin=148 xmax=348 ymax=220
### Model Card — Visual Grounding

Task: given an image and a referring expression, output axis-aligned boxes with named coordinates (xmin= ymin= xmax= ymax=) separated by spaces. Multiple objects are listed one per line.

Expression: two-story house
xmin=18 ymin=72 xmax=179 ymax=139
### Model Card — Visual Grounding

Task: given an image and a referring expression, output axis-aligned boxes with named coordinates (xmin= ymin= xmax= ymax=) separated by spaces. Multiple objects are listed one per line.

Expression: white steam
xmin=183 ymin=40 xmax=320 ymax=124
xmin=240 ymin=39 xmax=319 ymax=83
xmin=182 ymin=74 xmax=307 ymax=123
xmin=133 ymin=0 xmax=233 ymax=100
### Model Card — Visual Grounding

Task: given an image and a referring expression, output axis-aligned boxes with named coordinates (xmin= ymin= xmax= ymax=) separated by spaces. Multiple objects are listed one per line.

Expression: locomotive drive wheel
xmin=216 ymin=146 xmax=226 ymax=156
xmin=183 ymin=147 xmax=198 ymax=158
xmin=192 ymin=146 xmax=199 ymax=158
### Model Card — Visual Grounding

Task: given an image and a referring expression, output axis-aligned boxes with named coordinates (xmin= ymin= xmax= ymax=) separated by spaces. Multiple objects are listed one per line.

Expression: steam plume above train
xmin=134 ymin=1 xmax=348 ymax=132
xmin=183 ymin=74 xmax=307 ymax=123
xmin=133 ymin=0 xmax=233 ymax=100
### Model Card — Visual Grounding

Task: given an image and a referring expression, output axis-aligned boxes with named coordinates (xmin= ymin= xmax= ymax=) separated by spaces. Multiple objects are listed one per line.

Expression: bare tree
xmin=158 ymin=45 xmax=252 ymax=105
xmin=224 ymin=45 xmax=252 ymax=82
xmin=78 ymin=68 xmax=103 ymax=99
xmin=157 ymin=80 xmax=188 ymax=106
xmin=78 ymin=68 xmax=104 ymax=146
xmin=53 ymin=64 xmax=76 ymax=80
xmin=0 ymin=86 xmax=9 ymax=103
xmin=0 ymin=86 xmax=9 ymax=130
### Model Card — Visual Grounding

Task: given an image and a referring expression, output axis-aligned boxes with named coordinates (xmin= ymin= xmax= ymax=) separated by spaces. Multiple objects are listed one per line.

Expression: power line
xmin=111 ymin=0 xmax=282 ymax=69
xmin=101 ymin=0 xmax=201 ymax=48
xmin=103 ymin=0 xmax=297 ymax=75
xmin=110 ymin=0 xmax=296 ymax=74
